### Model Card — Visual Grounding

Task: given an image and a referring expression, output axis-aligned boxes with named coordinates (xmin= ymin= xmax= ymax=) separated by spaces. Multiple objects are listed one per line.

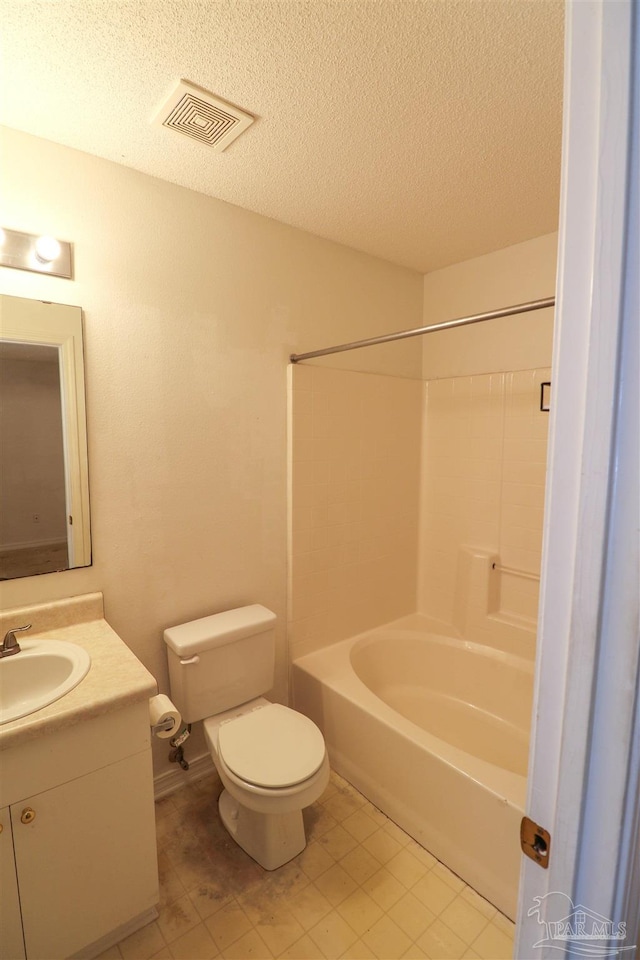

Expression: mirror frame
xmin=0 ymin=295 xmax=91 ymax=571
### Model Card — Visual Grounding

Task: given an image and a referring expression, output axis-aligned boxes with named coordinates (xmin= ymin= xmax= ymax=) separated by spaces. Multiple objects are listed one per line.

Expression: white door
xmin=515 ymin=1 xmax=639 ymax=956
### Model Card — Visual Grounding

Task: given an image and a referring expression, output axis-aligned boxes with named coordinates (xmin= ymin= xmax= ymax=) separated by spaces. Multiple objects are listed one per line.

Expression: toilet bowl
xmin=203 ymin=698 xmax=330 ymax=868
xmin=164 ymin=605 xmax=330 ymax=870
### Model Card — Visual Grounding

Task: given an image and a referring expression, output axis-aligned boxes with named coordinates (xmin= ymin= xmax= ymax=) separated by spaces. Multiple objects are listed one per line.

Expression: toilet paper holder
xmin=151 ymin=717 xmax=177 ymax=737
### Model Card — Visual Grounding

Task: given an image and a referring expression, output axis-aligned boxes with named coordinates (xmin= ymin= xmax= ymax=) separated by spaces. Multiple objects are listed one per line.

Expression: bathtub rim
xmin=293 ymin=624 xmax=530 ymax=810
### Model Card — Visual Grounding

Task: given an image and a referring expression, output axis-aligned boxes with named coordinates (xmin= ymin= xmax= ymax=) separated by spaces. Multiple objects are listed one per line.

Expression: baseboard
xmin=153 ymin=751 xmax=216 ymax=800
xmin=0 ymin=537 xmax=67 ymax=552
xmin=72 ymin=906 xmax=159 ymax=959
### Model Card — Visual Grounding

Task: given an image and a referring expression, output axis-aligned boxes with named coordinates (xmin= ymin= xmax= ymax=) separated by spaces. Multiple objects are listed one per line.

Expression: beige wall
xmin=422 ymin=233 xmax=557 ymax=380
xmin=289 ymin=365 xmax=422 ymax=658
xmin=0 ymin=127 xmax=423 ymax=772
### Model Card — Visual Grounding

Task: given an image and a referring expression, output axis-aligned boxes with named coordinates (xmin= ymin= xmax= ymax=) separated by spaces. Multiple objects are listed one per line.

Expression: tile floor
xmin=102 ymin=770 xmax=515 ymax=960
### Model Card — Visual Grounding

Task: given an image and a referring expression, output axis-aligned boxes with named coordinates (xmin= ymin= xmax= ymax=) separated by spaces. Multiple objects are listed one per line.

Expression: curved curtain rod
xmin=290 ymin=295 xmax=555 ymax=364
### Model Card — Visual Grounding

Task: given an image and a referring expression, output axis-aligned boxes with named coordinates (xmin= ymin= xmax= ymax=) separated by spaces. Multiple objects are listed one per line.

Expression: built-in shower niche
xmin=452 ymin=545 xmax=538 ymax=659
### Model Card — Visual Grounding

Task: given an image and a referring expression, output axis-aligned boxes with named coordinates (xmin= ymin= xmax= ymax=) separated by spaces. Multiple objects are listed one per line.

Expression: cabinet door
xmin=12 ymin=750 xmax=158 ymax=960
xmin=0 ymin=806 xmax=26 ymax=960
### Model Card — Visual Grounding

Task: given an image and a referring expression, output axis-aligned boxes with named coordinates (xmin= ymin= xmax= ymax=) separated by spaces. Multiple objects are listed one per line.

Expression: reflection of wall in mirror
xmin=0 ymin=343 xmax=69 ymax=578
xmin=0 ymin=294 xmax=91 ymax=579
xmin=1 ymin=347 xmax=66 ymax=541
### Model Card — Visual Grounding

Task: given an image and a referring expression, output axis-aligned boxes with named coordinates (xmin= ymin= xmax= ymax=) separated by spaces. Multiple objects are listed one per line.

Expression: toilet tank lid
xmin=164 ymin=604 xmax=276 ymax=656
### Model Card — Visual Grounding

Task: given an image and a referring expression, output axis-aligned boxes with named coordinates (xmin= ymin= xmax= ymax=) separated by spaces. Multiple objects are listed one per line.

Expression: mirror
xmin=0 ymin=295 xmax=91 ymax=579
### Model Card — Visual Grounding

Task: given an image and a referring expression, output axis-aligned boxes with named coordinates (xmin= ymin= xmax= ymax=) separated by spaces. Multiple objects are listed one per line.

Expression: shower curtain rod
xmin=289 ymin=295 xmax=555 ymax=364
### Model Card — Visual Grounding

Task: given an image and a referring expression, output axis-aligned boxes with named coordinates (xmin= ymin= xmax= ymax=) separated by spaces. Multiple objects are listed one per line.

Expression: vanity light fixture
xmin=0 ymin=227 xmax=73 ymax=279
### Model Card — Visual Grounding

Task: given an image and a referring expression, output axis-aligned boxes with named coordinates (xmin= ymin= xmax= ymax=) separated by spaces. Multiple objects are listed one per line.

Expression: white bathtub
xmin=292 ymin=613 xmax=534 ymax=920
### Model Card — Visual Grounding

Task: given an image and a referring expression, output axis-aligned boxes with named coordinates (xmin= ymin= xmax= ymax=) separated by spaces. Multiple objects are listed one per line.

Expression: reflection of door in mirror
xmin=0 ymin=295 xmax=91 ymax=580
xmin=0 ymin=341 xmax=69 ymax=576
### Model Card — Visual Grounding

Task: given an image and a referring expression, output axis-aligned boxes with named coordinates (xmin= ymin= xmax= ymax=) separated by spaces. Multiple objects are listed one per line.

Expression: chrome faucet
xmin=0 ymin=624 xmax=31 ymax=658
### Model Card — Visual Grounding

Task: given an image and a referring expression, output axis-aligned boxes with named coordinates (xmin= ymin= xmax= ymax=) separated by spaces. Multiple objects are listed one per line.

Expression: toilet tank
xmin=164 ymin=605 xmax=277 ymax=723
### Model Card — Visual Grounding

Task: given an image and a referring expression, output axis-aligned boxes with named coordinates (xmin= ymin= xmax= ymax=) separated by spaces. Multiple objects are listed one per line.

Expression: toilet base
xmin=218 ymin=788 xmax=307 ymax=870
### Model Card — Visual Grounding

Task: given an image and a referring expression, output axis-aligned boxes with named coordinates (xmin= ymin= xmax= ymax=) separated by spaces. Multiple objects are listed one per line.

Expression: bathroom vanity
xmin=0 ymin=593 xmax=159 ymax=960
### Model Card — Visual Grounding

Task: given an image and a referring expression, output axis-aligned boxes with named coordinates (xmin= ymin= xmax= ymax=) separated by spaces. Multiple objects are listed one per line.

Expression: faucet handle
xmin=3 ymin=623 xmax=31 ymax=645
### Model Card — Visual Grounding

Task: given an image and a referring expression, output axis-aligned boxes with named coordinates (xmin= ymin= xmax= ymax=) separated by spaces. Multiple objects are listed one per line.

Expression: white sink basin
xmin=0 ymin=639 xmax=91 ymax=724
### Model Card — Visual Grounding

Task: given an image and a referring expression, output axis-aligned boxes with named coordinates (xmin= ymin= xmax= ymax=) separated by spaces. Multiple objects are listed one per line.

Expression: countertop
xmin=0 ymin=592 xmax=157 ymax=751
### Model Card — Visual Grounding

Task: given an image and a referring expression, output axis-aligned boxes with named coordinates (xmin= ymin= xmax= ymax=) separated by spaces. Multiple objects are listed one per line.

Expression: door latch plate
xmin=521 ymin=816 xmax=550 ymax=868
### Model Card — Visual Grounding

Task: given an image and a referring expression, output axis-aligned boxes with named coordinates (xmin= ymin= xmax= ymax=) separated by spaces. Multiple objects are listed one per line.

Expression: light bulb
xmin=34 ymin=235 xmax=61 ymax=263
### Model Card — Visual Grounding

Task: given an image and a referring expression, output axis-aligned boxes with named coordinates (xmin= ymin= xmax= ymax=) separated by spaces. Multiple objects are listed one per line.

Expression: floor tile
xmin=254 ymin=908 xmax=306 ymax=955
xmin=417 ymin=917 xmax=467 ymax=959
xmin=336 ymin=887 xmax=385 ymax=936
xmin=362 ymin=867 xmax=406 ymax=911
xmin=188 ymin=879 xmax=234 ymax=921
xmin=340 ymin=845 xmax=382 ymax=885
xmin=385 ymin=849 xmax=430 ymax=889
xmin=363 ymin=828 xmax=405 ymax=864
xmin=168 ymin=921 xmax=219 ymax=959
xmin=405 ymin=840 xmax=437 ymax=870
xmin=309 ymin=909 xmax=360 ymax=957
xmin=412 ymin=871 xmax=458 ymax=916
xmin=118 ymin=921 xmax=167 ymax=960
xmin=400 ymin=944 xmax=429 ymax=959
xmin=361 ymin=802 xmax=388 ymax=827
xmin=319 ymin=823 xmax=360 ymax=860
xmin=324 ymin=791 xmax=366 ymax=823
xmin=157 ymin=893 xmax=201 ymax=944
xmin=315 ymin=862 xmax=359 ymax=906
xmin=288 ymin=884 xmax=334 ymax=930
xmin=381 ymin=819 xmax=411 ymax=848
xmin=470 ymin=919 xmax=514 ymax=959
xmin=431 ymin=861 xmax=466 ymax=893
xmin=205 ymin=900 xmax=253 ymax=952
xmin=298 ymin=840 xmax=336 ymax=880
xmin=117 ymin=771 xmax=517 ymax=960
xmin=221 ymin=928 xmax=272 ymax=958
xmin=157 ymin=853 xmax=188 ymax=908
xmin=491 ymin=910 xmax=516 ymax=937
xmin=458 ymin=886 xmax=497 ymax=922
xmin=361 ymin=914 xmax=412 ymax=959
xmin=340 ymin=938 xmax=379 ymax=958
xmin=387 ymin=891 xmax=435 ymax=941
xmin=342 ymin=808 xmax=380 ymax=842
xmin=280 ymin=933 xmax=327 ymax=959
xmin=305 ymin=803 xmax=340 ymax=840
xmin=440 ymin=894 xmax=491 ymax=945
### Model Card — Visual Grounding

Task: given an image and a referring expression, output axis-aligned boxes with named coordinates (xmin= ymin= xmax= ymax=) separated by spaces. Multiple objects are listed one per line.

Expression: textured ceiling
xmin=0 ymin=0 xmax=564 ymax=273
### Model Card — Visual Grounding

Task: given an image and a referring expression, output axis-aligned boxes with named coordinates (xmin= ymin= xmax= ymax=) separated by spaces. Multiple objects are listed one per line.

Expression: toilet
xmin=164 ymin=604 xmax=330 ymax=870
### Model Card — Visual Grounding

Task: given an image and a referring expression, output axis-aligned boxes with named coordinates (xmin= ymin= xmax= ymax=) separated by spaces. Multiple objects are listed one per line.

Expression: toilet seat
xmin=217 ymin=703 xmax=326 ymax=788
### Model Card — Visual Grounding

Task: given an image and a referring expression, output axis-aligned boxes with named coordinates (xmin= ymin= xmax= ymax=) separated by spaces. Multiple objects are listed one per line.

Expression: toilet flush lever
xmin=180 ymin=655 xmax=200 ymax=665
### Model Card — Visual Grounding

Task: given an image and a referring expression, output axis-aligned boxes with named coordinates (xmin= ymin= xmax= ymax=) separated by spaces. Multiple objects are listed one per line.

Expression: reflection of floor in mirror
xmin=0 ymin=541 xmax=69 ymax=580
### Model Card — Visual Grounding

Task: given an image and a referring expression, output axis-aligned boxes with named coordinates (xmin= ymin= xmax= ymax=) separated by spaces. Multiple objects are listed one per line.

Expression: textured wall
xmin=0 ymin=128 xmax=423 ymax=773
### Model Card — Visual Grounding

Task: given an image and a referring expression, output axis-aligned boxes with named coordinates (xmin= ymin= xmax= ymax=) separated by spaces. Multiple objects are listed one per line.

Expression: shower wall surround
xmin=418 ymin=367 xmax=551 ymax=626
xmin=289 ymin=364 xmax=550 ymax=655
xmin=289 ymin=365 xmax=422 ymax=658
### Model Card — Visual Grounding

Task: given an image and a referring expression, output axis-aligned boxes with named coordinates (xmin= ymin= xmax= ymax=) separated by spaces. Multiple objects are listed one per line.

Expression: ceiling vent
xmin=153 ymin=80 xmax=255 ymax=152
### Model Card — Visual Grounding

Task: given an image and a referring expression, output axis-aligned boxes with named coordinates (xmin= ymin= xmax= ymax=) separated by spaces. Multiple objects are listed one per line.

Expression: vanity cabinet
xmin=0 ymin=805 xmax=25 ymax=960
xmin=0 ymin=702 xmax=159 ymax=960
